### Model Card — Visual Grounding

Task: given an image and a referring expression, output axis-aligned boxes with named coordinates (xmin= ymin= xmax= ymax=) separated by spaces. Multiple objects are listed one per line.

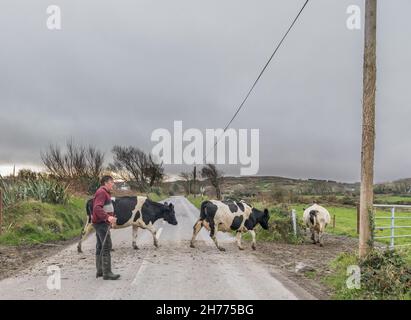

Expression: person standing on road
xmin=92 ymin=175 xmax=120 ymax=280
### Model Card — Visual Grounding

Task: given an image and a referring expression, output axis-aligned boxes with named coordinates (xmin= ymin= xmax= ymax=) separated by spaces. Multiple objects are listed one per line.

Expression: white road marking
xmin=131 ymin=259 xmax=150 ymax=286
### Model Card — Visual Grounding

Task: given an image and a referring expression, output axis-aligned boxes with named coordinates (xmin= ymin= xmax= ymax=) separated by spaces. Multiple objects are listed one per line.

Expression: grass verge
xmin=0 ymin=197 xmax=86 ymax=246
xmin=324 ymin=248 xmax=411 ymax=300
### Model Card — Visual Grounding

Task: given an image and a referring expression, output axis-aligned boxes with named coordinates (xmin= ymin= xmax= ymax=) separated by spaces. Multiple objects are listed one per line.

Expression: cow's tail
xmin=86 ymin=199 xmax=93 ymax=224
xmin=309 ymin=210 xmax=317 ymax=226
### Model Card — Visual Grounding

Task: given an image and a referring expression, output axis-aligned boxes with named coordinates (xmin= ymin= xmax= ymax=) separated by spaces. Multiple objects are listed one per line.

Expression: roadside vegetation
xmin=0 ymin=197 xmax=85 ymax=246
xmin=325 ymin=249 xmax=411 ymax=300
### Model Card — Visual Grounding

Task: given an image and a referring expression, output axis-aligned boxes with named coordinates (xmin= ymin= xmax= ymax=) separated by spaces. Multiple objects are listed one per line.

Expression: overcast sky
xmin=0 ymin=0 xmax=410 ymax=182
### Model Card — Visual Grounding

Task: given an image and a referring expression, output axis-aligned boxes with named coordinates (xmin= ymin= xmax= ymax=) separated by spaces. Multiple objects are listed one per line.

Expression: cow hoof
xmin=238 ymin=247 xmax=245 ymax=251
xmin=319 ymin=243 xmax=324 ymax=247
xmin=252 ymin=245 xmax=256 ymax=251
xmin=218 ymin=247 xmax=226 ymax=252
xmin=77 ymin=247 xmax=83 ymax=254
xmin=133 ymin=246 xmax=139 ymax=250
xmin=190 ymin=243 xmax=195 ymax=248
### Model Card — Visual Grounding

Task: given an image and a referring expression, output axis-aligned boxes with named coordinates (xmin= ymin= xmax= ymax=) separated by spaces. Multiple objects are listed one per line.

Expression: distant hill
xmin=163 ymin=175 xmax=360 ymax=197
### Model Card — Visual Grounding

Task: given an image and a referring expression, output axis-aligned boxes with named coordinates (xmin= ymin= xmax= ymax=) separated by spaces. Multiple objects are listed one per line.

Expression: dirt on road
xmin=250 ymin=235 xmax=358 ymax=299
xmin=0 ymin=239 xmax=79 ymax=281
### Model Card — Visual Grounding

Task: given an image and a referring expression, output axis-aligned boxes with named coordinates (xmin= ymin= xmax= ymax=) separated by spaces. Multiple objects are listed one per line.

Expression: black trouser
xmin=93 ymin=222 xmax=112 ymax=257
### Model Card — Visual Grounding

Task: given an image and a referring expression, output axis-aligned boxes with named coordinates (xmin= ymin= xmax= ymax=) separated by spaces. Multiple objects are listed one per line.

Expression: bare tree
xmin=201 ymin=164 xmax=224 ymax=200
xmin=110 ymin=146 xmax=164 ymax=191
xmin=41 ymin=140 xmax=104 ymax=181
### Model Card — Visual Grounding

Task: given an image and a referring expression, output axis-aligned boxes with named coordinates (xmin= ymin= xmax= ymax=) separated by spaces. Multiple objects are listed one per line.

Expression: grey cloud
xmin=0 ymin=0 xmax=410 ymax=182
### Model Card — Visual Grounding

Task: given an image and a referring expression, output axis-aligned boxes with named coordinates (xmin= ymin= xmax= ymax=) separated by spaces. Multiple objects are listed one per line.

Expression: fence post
xmin=356 ymin=204 xmax=360 ymax=234
xmin=390 ymin=207 xmax=395 ymax=249
xmin=291 ymin=209 xmax=297 ymax=236
xmin=0 ymin=189 xmax=3 ymax=235
xmin=332 ymin=214 xmax=336 ymax=229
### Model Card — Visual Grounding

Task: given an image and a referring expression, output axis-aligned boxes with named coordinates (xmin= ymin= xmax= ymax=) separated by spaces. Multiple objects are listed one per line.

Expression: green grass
xmin=375 ymin=194 xmax=411 ymax=205
xmin=0 ymin=197 xmax=86 ymax=246
xmin=147 ymin=192 xmax=167 ymax=202
xmin=186 ymin=195 xmax=208 ymax=209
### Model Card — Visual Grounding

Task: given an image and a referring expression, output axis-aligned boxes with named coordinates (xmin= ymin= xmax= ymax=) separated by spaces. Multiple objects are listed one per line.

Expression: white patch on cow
xmin=209 ymin=200 xmax=252 ymax=232
xmin=303 ymin=204 xmax=331 ymax=226
xmin=103 ymin=203 xmax=114 ymax=213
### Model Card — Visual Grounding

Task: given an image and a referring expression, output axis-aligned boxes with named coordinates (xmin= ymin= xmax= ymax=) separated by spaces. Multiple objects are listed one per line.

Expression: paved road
xmin=0 ymin=196 xmax=314 ymax=300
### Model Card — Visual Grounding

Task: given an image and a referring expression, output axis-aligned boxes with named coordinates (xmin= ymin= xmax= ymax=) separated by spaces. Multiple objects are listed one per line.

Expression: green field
xmin=290 ymin=204 xmax=411 ymax=247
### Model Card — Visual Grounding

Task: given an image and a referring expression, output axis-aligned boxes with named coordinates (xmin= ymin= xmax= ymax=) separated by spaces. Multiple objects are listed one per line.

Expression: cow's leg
xmin=145 ymin=224 xmax=159 ymax=248
xmin=132 ymin=225 xmax=139 ymax=250
xmin=77 ymin=221 xmax=94 ymax=253
xmin=318 ymin=227 xmax=324 ymax=247
xmin=310 ymin=226 xmax=316 ymax=244
xmin=210 ymin=221 xmax=225 ymax=252
xmin=236 ymin=231 xmax=244 ymax=250
xmin=315 ymin=230 xmax=320 ymax=244
xmin=249 ymin=230 xmax=257 ymax=250
xmin=190 ymin=219 xmax=203 ymax=248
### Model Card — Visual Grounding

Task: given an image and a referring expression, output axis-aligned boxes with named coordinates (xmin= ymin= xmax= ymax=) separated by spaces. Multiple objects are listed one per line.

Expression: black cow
xmin=77 ymin=196 xmax=177 ymax=252
xmin=190 ymin=199 xmax=269 ymax=251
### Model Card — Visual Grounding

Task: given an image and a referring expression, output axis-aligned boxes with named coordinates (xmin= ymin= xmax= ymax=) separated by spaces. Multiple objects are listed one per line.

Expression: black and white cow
xmin=190 ymin=200 xmax=269 ymax=251
xmin=77 ymin=196 xmax=177 ymax=253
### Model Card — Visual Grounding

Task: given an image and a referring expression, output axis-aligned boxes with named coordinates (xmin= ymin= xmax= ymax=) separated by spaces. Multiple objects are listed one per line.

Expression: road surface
xmin=0 ymin=196 xmax=314 ymax=300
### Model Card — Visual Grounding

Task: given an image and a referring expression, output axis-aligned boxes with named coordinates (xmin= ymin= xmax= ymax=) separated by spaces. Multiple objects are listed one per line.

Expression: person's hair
xmin=100 ymin=175 xmax=114 ymax=186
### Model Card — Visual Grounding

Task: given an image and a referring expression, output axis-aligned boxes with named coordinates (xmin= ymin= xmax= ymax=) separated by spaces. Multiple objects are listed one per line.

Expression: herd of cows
xmin=77 ymin=196 xmax=331 ymax=253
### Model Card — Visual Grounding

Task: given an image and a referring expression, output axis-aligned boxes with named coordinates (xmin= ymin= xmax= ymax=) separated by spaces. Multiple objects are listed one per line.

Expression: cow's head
xmin=252 ymin=208 xmax=270 ymax=230
xmin=162 ymin=202 xmax=178 ymax=225
xmin=260 ymin=209 xmax=270 ymax=230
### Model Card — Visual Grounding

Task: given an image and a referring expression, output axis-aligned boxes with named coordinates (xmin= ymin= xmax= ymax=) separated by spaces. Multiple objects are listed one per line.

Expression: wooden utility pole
xmin=359 ymin=0 xmax=377 ymax=258
xmin=0 ymin=190 xmax=3 ymax=235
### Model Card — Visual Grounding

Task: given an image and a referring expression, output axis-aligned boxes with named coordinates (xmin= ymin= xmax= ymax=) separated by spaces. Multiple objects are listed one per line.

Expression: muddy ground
xmin=0 ymin=239 xmax=79 ymax=281
xmin=251 ymin=235 xmax=358 ymax=299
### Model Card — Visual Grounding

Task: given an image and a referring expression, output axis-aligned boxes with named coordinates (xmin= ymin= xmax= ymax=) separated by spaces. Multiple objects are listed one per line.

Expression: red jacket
xmin=91 ymin=186 xmax=114 ymax=224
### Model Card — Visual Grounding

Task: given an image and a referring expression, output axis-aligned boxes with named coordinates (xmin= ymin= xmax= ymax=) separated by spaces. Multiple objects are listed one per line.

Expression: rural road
xmin=0 ymin=196 xmax=314 ymax=300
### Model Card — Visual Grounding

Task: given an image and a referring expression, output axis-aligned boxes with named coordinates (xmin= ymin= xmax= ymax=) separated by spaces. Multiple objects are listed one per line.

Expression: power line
xmin=203 ymin=0 xmax=310 ymax=163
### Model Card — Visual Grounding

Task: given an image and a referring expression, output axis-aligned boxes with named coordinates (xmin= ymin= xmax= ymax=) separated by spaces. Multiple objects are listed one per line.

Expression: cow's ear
xmin=264 ymin=209 xmax=269 ymax=216
xmin=169 ymin=203 xmax=173 ymax=208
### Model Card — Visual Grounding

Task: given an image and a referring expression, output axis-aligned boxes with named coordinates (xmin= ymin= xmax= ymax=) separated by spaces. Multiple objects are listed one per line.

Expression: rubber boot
xmin=96 ymin=255 xmax=103 ymax=278
xmin=102 ymin=254 xmax=120 ymax=280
